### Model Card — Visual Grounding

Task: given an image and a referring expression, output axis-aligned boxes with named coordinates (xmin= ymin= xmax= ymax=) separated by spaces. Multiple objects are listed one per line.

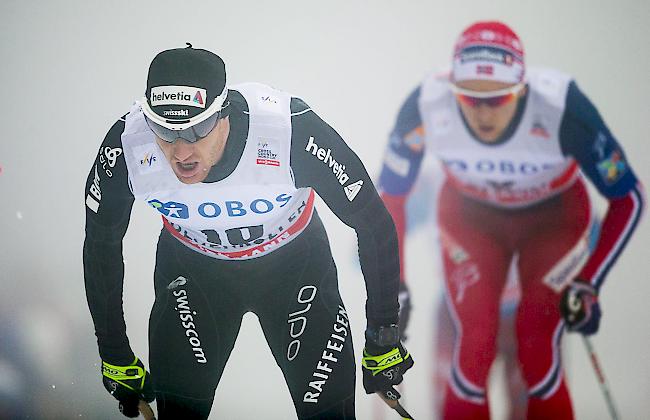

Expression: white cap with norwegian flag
xmin=451 ymin=21 xmax=525 ymax=84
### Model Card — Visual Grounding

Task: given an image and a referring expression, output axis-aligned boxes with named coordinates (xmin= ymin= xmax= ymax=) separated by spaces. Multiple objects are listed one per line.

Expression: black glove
xmin=560 ymin=279 xmax=601 ymax=335
xmin=361 ymin=325 xmax=414 ymax=401
xmin=102 ymin=357 xmax=155 ymax=418
xmin=397 ymin=282 xmax=412 ymax=342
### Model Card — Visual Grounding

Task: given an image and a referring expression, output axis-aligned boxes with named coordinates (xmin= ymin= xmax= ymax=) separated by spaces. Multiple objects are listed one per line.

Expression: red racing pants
xmin=438 ymin=180 xmax=593 ymax=420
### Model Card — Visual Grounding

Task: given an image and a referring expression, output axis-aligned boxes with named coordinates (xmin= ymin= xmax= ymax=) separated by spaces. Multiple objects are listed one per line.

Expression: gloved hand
xmin=397 ymin=282 xmax=412 ymax=342
xmin=361 ymin=325 xmax=414 ymax=402
xmin=560 ymin=279 xmax=601 ymax=335
xmin=101 ymin=356 xmax=155 ymax=417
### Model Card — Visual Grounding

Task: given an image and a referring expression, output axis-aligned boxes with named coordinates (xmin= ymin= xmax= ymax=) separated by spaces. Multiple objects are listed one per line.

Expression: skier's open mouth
xmin=176 ymin=161 xmax=200 ymax=178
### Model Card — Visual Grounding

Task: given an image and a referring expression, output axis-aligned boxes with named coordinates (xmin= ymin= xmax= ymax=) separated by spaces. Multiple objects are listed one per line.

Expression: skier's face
xmin=155 ymin=116 xmax=231 ymax=184
xmin=454 ymin=79 xmax=526 ymax=143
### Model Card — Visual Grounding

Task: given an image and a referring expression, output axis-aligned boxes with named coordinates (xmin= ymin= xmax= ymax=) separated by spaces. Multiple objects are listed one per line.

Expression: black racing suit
xmin=83 ymin=90 xmax=400 ymax=419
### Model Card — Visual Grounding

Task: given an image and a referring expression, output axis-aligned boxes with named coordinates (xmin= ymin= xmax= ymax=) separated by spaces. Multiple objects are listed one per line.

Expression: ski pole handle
xmin=377 ymin=392 xmax=415 ymax=420
xmin=138 ymin=400 xmax=156 ymax=420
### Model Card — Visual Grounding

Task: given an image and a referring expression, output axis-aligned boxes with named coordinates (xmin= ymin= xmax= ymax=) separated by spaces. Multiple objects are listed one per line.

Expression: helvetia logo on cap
xmin=151 ymin=85 xmax=207 ymax=109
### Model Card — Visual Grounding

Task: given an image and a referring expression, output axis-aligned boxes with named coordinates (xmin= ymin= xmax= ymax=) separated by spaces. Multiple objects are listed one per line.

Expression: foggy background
xmin=1 ymin=1 xmax=648 ymax=418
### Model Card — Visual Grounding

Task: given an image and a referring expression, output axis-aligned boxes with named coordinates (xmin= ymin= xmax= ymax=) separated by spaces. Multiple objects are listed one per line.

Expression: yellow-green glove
xmin=102 ymin=357 xmax=155 ymax=418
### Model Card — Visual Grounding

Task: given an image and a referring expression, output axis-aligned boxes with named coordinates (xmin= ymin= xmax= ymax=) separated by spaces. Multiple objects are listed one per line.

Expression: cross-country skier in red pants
xmin=379 ymin=21 xmax=644 ymax=420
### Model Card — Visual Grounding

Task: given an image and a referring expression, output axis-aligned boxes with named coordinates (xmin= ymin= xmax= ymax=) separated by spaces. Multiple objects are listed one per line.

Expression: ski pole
xmin=377 ymin=392 xmax=415 ymax=420
xmin=581 ymin=336 xmax=620 ymax=420
xmin=138 ymin=400 xmax=156 ymax=420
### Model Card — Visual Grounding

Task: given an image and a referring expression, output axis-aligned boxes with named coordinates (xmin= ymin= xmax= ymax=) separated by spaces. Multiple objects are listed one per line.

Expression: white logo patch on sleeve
xmin=86 ymin=195 xmax=99 ymax=213
xmin=384 ymin=148 xmax=410 ymax=177
xmin=543 ymin=238 xmax=589 ymax=293
xmin=86 ymin=165 xmax=102 ymax=213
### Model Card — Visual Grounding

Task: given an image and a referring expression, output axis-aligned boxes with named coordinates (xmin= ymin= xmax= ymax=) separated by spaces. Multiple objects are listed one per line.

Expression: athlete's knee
xmin=455 ymin=328 xmax=499 ymax=375
xmin=519 ymin=351 xmax=565 ymax=401
xmin=295 ymin=350 xmax=356 ymax=418
xmin=452 ymin=306 xmax=500 ymax=351
xmin=516 ymin=326 xmax=563 ymax=392
xmin=447 ymin=329 xmax=496 ymax=405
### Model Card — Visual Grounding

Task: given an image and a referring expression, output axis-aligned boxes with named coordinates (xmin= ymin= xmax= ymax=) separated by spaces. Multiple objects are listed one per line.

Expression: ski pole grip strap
xmin=362 ymin=347 xmax=409 ymax=376
xmin=102 ymin=357 xmax=145 ymax=390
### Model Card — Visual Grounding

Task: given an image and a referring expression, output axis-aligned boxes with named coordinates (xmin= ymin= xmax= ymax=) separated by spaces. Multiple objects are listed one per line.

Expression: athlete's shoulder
xmin=289 ymin=95 xmax=327 ymax=135
xmin=85 ymin=112 xmax=133 ymax=214
xmin=392 ymin=71 xmax=449 ymax=146
xmin=230 ymin=82 xmax=313 ymax=117
xmin=290 ymin=96 xmax=312 ymax=116
xmin=104 ymin=113 xmax=128 ymax=146
xmin=393 ymin=85 xmax=423 ymax=140
xmin=418 ymin=70 xmax=452 ymax=104
xmin=225 ymin=88 xmax=248 ymax=112
xmin=229 ymin=82 xmax=290 ymax=100
xmin=228 ymin=82 xmax=292 ymax=117
xmin=526 ymin=67 xmax=574 ymax=108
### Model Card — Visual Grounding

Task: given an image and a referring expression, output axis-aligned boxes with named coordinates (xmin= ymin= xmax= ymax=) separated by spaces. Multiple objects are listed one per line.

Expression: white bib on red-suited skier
xmin=121 ymin=82 xmax=315 ymax=260
xmin=419 ymin=67 xmax=578 ymax=208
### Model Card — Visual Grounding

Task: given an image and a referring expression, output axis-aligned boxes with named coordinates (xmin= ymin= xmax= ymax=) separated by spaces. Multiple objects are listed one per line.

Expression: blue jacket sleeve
xmin=559 ymin=81 xmax=639 ymax=198
xmin=377 ymin=86 xmax=426 ymax=196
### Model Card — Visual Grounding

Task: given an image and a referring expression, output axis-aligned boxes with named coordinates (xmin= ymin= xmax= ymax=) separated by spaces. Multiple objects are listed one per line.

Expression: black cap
xmin=143 ymin=44 xmax=227 ymax=129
